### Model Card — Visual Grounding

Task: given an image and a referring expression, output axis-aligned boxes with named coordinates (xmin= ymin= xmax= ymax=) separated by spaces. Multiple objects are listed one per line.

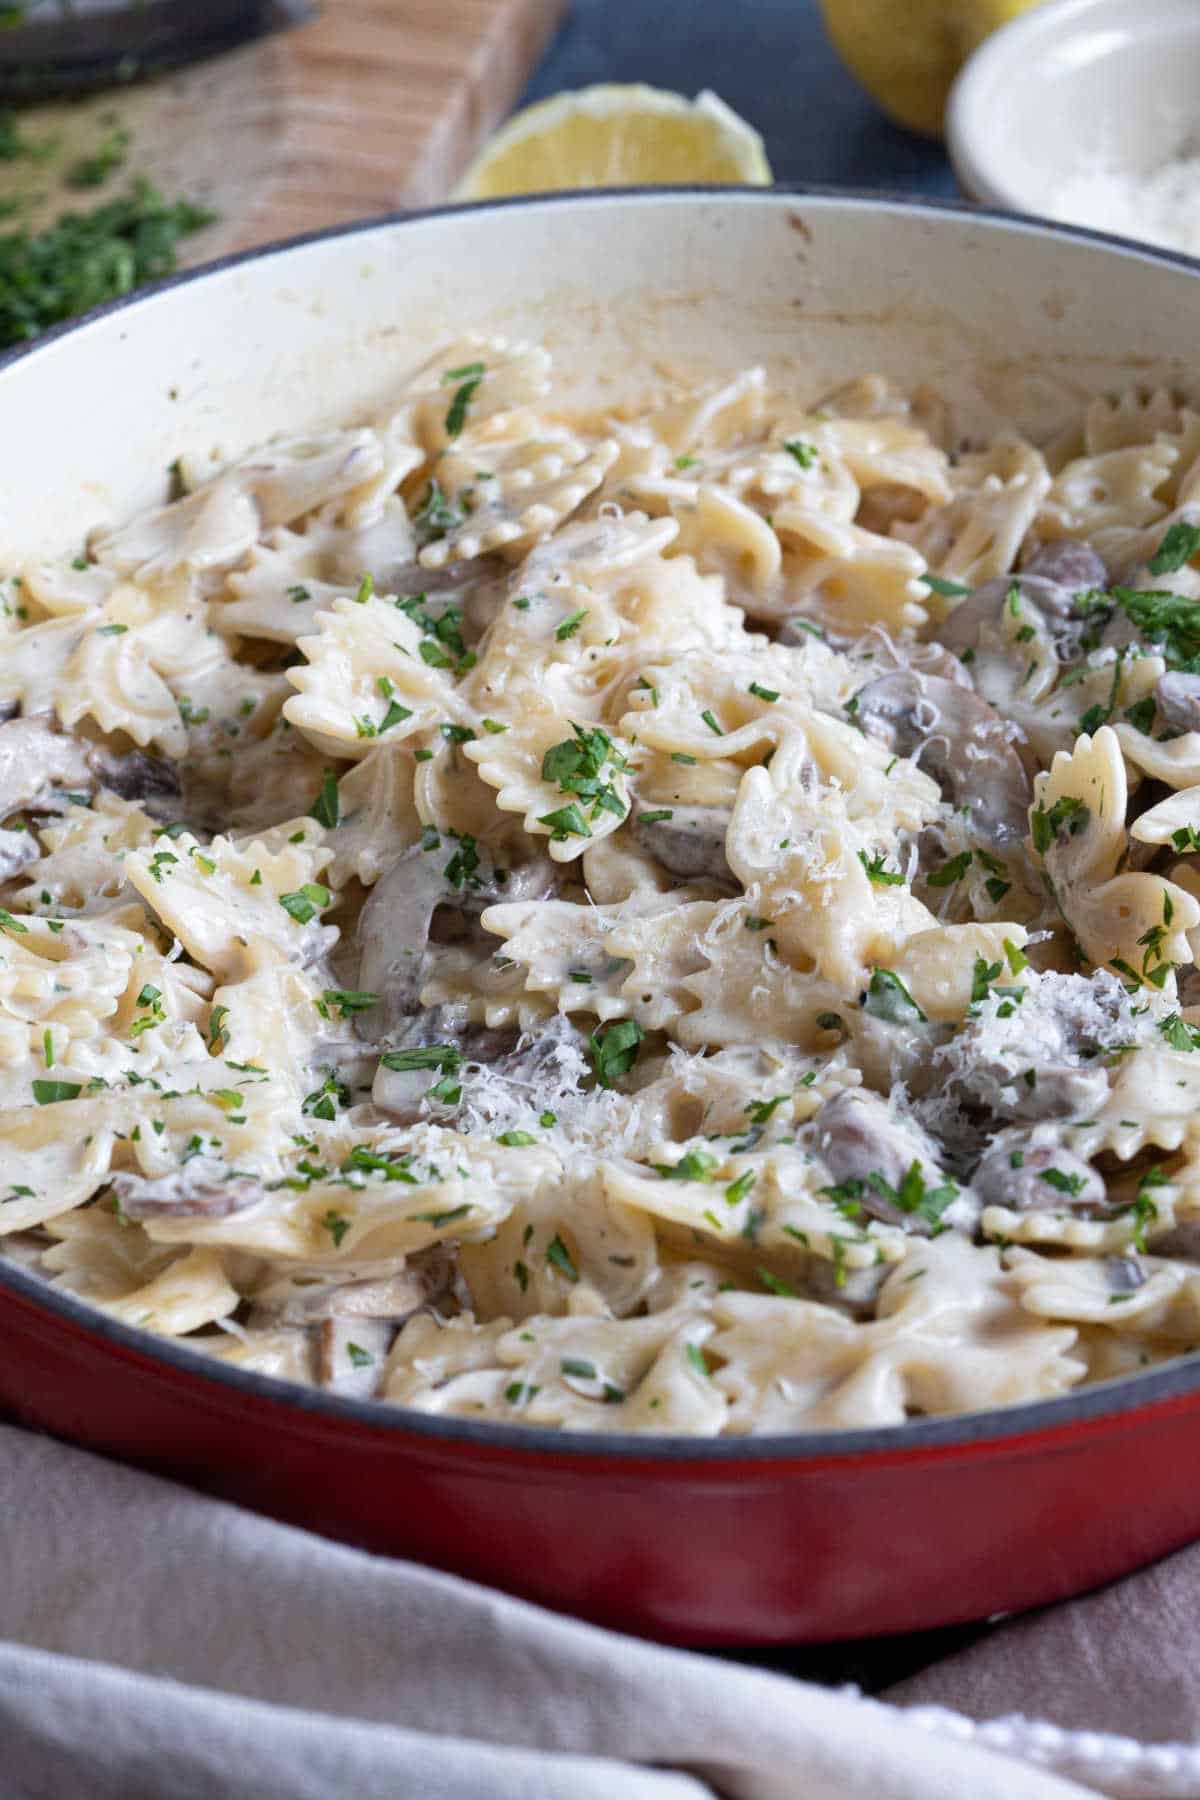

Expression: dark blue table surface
xmin=520 ymin=0 xmax=959 ymax=200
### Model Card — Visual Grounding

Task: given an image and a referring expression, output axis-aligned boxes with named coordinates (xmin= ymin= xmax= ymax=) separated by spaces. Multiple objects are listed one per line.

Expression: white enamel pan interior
xmin=3 ymin=188 xmax=1200 ymax=568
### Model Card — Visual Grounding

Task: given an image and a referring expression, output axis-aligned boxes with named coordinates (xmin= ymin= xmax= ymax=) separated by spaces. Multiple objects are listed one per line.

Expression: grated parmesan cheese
xmin=1049 ymin=149 xmax=1200 ymax=258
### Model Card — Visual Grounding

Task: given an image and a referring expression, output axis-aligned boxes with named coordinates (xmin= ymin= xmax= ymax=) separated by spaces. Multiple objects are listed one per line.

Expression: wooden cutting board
xmin=0 ymin=0 xmax=567 ymax=261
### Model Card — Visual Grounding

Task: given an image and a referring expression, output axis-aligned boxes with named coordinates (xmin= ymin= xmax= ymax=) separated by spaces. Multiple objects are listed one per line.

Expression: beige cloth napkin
xmin=1 ymin=1421 xmax=1196 ymax=1800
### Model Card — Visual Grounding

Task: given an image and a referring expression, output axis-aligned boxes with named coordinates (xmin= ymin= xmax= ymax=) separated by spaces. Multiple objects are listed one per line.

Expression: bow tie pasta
xmin=6 ymin=338 xmax=1200 ymax=1430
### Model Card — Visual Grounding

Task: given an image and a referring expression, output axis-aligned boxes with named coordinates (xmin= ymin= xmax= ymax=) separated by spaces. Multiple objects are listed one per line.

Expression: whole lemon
xmin=817 ymin=0 xmax=1045 ymax=139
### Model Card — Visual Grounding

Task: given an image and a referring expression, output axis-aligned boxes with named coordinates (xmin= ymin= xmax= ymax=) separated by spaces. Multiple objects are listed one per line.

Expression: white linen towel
xmin=2 ymin=1423 xmax=1197 ymax=1800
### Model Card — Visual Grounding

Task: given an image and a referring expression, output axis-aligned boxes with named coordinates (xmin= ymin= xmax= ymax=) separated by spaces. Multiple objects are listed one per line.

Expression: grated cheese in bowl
xmin=1049 ymin=145 xmax=1200 ymax=258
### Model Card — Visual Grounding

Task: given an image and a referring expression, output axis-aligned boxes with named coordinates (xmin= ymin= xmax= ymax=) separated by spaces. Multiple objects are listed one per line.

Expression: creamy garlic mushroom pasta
xmin=5 ymin=342 xmax=1200 ymax=1433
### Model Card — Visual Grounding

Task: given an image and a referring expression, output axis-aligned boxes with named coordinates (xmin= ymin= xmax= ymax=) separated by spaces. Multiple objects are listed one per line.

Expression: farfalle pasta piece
xmin=416 ymin=429 xmax=619 ymax=569
xmin=460 ymin=1162 xmax=659 ymax=1322
xmin=12 ymin=794 xmax=160 ymax=911
xmin=1114 ymin=722 xmax=1200 ymax=791
xmin=603 ymin=1144 xmax=906 ymax=1273
xmin=773 ymin=513 xmax=929 ymax=634
xmin=1031 ymin=725 xmax=1200 ymax=978
xmin=1037 ymin=442 xmax=1177 ymax=542
xmin=483 ymin=890 xmax=713 ymax=1030
xmin=707 ymin=1234 xmax=1083 ymax=1432
xmin=400 ymin=334 xmax=553 ymax=454
xmin=146 ymin=1127 xmax=550 ymax=1266
xmin=464 ymin=687 xmax=634 ymax=862
xmin=1006 ymin=1246 xmax=1200 ymax=1342
xmin=897 ymin=437 xmax=1051 ymax=587
xmin=1067 ymin=1045 xmax=1200 ymax=1162
xmin=0 ymin=1094 xmax=130 ymax=1232
xmin=43 ymin=1208 xmax=239 ymax=1338
xmin=725 ymin=761 xmax=933 ymax=993
xmin=284 ymin=590 xmax=467 ymax=758
xmin=124 ymin=824 xmax=335 ymax=982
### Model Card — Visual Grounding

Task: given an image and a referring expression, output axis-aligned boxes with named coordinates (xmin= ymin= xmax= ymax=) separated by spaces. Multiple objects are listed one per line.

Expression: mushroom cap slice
xmin=853 ymin=670 xmax=1031 ymax=847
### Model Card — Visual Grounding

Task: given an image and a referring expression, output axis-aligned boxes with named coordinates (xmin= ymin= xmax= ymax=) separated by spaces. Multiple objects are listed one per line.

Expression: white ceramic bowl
xmin=948 ymin=0 xmax=1200 ymax=244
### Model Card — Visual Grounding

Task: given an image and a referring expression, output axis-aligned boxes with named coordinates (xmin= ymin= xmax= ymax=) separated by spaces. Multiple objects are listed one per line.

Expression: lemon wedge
xmin=816 ymin=0 xmax=1044 ymax=140
xmin=453 ymin=84 xmax=771 ymax=201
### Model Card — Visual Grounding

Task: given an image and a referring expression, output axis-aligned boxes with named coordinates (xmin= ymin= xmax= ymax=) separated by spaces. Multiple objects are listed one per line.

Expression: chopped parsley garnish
xmin=302 ymin=1073 xmax=349 ymax=1120
xmin=864 ymin=967 xmax=927 ymax=1024
xmin=970 ymin=954 xmax=1003 ymax=1005
xmin=546 ymin=1234 xmax=579 ymax=1282
xmin=1123 ymin=695 xmax=1157 ymax=735
xmin=1108 ymin=585 xmax=1200 ymax=668
xmin=345 ymin=1343 xmax=375 ymax=1369
xmin=725 ymin=1170 xmax=756 ymax=1206
xmin=1159 ymin=1013 xmax=1200 ymax=1053
xmin=208 ymin=1005 xmax=230 ymax=1054
xmin=497 ymin=1130 xmax=537 ymax=1147
xmin=866 ymin=1159 xmax=958 ymax=1227
xmin=0 ymin=179 xmax=215 ymax=351
xmin=1149 ymin=521 xmax=1200 ymax=576
xmin=555 ymin=609 xmax=588 ymax=641
xmin=321 ymin=1211 xmax=351 ymax=1248
xmin=588 ymin=1018 xmax=644 ymax=1088
xmin=322 ymin=989 xmax=378 ymax=1019
xmin=414 ymin=479 xmax=463 ymax=542
xmin=309 ymin=770 xmax=340 ymax=828
xmin=783 ymin=438 xmax=817 ymax=469
xmin=1031 ymin=794 xmax=1089 ymax=856
xmin=857 ymin=849 xmax=904 ymax=886
xmin=412 ymin=1204 xmax=471 ymax=1227
xmin=32 ymin=1079 xmax=82 ymax=1104
xmin=441 ymin=359 xmax=486 ymax=384
xmin=653 ymin=1149 xmax=719 ymax=1182
xmin=541 ymin=723 xmax=627 ymax=826
xmin=538 ymin=802 xmax=591 ymax=841
xmin=443 ymin=832 xmax=481 ymax=890
xmin=1039 ymin=1167 xmax=1086 ymax=1196
xmin=927 ymin=851 xmax=972 ymax=888
xmin=444 ymin=371 xmax=483 ymax=438
xmin=381 ymin=1044 xmax=462 ymax=1073
xmin=279 ymin=883 xmax=330 ymax=925
xmin=639 ymin=809 xmax=673 ymax=825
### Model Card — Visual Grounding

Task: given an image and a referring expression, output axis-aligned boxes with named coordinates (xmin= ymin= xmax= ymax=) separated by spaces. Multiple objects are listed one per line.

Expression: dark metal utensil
xmin=0 ymin=0 xmax=315 ymax=100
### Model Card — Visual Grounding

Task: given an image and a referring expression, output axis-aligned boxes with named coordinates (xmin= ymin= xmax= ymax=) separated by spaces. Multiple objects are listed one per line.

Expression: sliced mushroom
xmin=357 ymin=841 xmax=553 ymax=1044
xmin=1147 ymin=1221 xmax=1200 ymax=1261
xmin=110 ymin=1158 xmax=264 ymax=1221
xmin=938 ymin=971 xmax=1121 ymax=1126
xmin=0 ymin=714 xmax=91 ymax=818
xmin=971 ymin=1138 xmax=1105 ymax=1212
xmin=853 ymin=670 xmax=1031 ymax=846
xmin=253 ymin=1255 xmax=452 ymax=1326
xmin=90 ymin=748 xmax=182 ymax=819
xmin=1154 ymin=671 xmax=1200 ymax=737
xmin=630 ymin=803 xmax=732 ymax=882
xmin=810 ymin=1088 xmax=962 ymax=1235
xmin=1106 ymin=1254 xmax=1146 ymax=1294
xmin=1022 ymin=540 xmax=1108 ymax=592
xmin=316 ymin=1316 xmax=394 ymax=1399
xmin=0 ymin=826 xmax=38 ymax=881
xmin=939 ymin=575 xmax=1078 ymax=665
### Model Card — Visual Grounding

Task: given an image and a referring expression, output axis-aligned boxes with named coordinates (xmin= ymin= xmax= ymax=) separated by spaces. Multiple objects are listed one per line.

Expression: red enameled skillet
xmin=4 ymin=187 xmax=1200 ymax=1645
